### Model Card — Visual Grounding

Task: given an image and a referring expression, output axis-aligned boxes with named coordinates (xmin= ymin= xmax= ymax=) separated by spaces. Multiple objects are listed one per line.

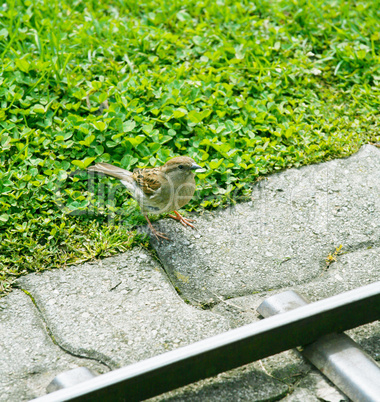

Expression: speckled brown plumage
xmin=87 ymin=156 xmax=203 ymax=241
xmin=132 ymin=168 xmax=161 ymax=195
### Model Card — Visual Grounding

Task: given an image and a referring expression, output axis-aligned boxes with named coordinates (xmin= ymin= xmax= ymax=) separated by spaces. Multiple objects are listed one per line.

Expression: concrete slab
xmin=149 ymin=362 xmax=288 ymax=401
xmin=149 ymin=349 xmax=311 ymax=401
xmin=151 ymin=145 xmax=380 ymax=305
xmin=209 ymin=246 xmax=380 ymax=401
xmin=282 ymin=371 xmax=347 ymax=402
xmin=212 ymin=246 xmax=380 ymax=331
xmin=0 ymin=290 xmax=107 ymax=402
xmin=16 ymin=249 xmax=289 ymax=401
xmin=211 ymin=246 xmax=380 ymax=373
xmin=17 ymin=249 xmax=231 ymax=369
xmin=147 ymin=244 xmax=380 ymax=401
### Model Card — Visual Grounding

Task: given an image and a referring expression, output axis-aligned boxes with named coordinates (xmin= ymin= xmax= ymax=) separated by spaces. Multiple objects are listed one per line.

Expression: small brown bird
xmin=87 ymin=156 xmax=203 ymax=240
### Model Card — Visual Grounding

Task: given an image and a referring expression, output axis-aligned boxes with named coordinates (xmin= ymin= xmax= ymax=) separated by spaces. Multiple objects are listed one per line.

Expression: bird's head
xmin=162 ymin=156 xmax=203 ymax=183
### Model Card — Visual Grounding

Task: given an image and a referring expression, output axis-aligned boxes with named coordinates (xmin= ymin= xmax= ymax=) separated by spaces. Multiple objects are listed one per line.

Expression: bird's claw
xmin=151 ymin=228 xmax=170 ymax=242
xmin=144 ymin=214 xmax=171 ymax=242
xmin=169 ymin=211 xmax=196 ymax=229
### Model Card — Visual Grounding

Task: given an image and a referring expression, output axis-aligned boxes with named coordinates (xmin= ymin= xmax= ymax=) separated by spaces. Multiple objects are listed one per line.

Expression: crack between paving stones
xmin=136 ymin=209 xmax=380 ymax=311
xmin=208 ymin=240 xmax=380 ymax=309
xmin=20 ymin=288 xmax=113 ymax=371
xmin=193 ymin=240 xmax=380 ymax=313
xmin=341 ymin=239 xmax=380 ymax=253
xmin=142 ymin=242 xmax=208 ymax=308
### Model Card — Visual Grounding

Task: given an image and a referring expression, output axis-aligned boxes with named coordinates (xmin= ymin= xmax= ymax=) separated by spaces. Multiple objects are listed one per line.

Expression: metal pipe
xmin=257 ymin=290 xmax=380 ymax=402
xmin=31 ymin=281 xmax=380 ymax=402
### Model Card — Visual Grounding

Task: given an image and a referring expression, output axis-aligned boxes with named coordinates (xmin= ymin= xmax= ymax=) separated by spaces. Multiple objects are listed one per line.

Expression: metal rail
xmin=258 ymin=290 xmax=380 ymax=401
xmin=32 ymin=281 xmax=380 ymax=402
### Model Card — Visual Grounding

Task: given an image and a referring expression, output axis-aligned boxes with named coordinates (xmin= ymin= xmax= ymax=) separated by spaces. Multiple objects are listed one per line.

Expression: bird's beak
xmin=190 ymin=163 xmax=203 ymax=171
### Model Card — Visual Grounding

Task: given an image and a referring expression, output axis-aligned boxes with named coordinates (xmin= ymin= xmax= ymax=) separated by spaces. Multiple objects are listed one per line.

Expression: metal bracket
xmin=257 ymin=290 xmax=380 ymax=402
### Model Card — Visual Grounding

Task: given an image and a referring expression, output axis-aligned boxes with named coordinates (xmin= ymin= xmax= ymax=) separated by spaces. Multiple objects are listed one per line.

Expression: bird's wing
xmin=132 ymin=168 xmax=162 ymax=196
xmin=87 ymin=163 xmax=132 ymax=181
xmin=88 ymin=162 xmax=139 ymax=196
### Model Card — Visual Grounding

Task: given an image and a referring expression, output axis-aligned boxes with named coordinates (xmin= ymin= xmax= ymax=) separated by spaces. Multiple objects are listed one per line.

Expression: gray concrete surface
xmin=149 ymin=363 xmax=289 ymax=401
xmin=17 ymin=250 xmax=231 ymax=369
xmin=0 ymin=290 xmax=107 ymax=402
xmin=1 ymin=145 xmax=379 ymax=401
xmin=211 ymin=246 xmax=380 ymax=332
xmin=210 ymin=246 xmax=380 ymax=367
xmin=14 ymin=250 xmax=288 ymax=401
xmin=282 ymin=371 xmax=347 ymax=402
xmin=151 ymin=144 xmax=380 ymax=305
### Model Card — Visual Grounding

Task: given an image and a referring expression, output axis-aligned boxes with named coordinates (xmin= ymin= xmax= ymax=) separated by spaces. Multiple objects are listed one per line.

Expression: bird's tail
xmin=87 ymin=163 xmax=132 ymax=181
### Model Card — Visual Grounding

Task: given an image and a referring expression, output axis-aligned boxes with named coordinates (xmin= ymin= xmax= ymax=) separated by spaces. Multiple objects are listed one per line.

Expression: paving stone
xmin=212 ymin=247 xmax=380 ymax=356
xmin=149 ymin=362 xmax=288 ymax=402
xmin=256 ymin=350 xmax=311 ymax=388
xmin=282 ymin=246 xmax=380 ymax=362
xmin=150 ymin=145 xmax=380 ymax=305
xmin=16 ymin=249 xmax=289 ymax=400
xmin=346 ymin=321 xmax=380 ymax=363
xmin=149 ymin=349 xmax=312 ymax=401
xmin=212 ymin=246 xmax=380 ymax=400
xmin=17 ymin=249 xmax=231 ymax=370
xmin=212 ymin=246 xmax=380 ymax=329
xmin=0 ymin=290 xmax=107 ymax=402
xmin=281 ymin=371 xmax=347 ymax=402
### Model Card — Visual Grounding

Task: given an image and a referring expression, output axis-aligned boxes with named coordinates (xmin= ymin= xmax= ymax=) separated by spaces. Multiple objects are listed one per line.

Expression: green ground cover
xmin=1 ymin=0 xmax=379 ymax=294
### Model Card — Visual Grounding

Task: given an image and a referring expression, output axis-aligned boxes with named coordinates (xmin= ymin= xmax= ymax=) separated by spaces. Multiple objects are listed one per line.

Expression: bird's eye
xmin=178 ymin=165 xmax=184 ymax=169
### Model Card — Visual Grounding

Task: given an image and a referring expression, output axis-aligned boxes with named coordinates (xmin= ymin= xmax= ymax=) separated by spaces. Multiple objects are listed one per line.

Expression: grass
xmin=1 ymin=0 xmax=380 ymax=295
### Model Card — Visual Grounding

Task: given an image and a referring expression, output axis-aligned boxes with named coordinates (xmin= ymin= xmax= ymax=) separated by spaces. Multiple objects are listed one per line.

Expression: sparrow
xmin=87 ymin=156 xmax=203 ymax=240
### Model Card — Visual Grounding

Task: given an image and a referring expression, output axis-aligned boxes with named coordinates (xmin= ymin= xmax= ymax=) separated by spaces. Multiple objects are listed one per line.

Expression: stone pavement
xmin=1 ymin=144 xmax=379 ymax=401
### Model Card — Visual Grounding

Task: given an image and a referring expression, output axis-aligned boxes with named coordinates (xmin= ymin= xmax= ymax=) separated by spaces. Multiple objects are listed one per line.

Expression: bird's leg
xmin=168 ymin=210 xmax=196 ymax=228
xmin=144 ymin=214 xmax=170 ymax=241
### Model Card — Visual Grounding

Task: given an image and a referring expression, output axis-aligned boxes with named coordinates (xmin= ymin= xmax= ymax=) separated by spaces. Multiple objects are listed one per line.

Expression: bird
xmin=87 ymin=156 xmax=203 ymax=241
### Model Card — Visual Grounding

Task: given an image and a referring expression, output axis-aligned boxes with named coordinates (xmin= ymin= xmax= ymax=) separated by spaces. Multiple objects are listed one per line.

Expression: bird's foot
xmin=169 ymin=210 xmax=196 ymax=229
xmin=144 ymin=214 xmax=170 ymax=242
xmin=151 ymin=227 xmax=170 ymax=242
